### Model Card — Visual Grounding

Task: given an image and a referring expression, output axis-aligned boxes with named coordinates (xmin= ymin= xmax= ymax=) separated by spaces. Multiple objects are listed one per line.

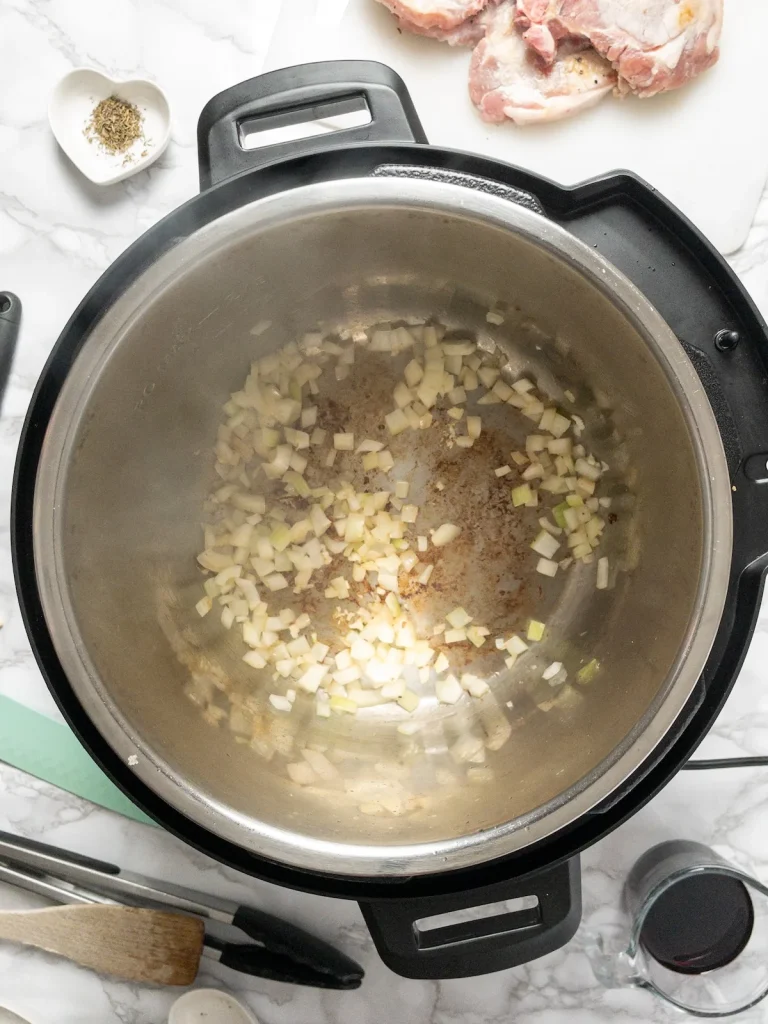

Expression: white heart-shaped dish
xmin=49 ymin=68 xmax=171 ymax=185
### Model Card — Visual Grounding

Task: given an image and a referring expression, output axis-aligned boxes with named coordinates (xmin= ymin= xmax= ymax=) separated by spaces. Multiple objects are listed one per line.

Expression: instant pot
xmin=12 ymin=62 xmax=768 ymax=979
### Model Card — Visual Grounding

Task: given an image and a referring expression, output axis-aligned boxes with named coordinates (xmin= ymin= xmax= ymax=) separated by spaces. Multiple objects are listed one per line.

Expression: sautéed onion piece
xmin=192 ymin=319 xmax=621 ymax=797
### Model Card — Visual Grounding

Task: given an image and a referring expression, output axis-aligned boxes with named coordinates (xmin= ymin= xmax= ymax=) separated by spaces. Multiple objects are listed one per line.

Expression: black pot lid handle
xmin=197 ymin=61 xmax=427 ymax=190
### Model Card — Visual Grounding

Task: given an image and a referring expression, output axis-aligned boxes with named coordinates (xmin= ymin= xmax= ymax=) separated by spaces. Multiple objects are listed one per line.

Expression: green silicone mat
xmin=0 ymin=695 xmax=155 ymax=826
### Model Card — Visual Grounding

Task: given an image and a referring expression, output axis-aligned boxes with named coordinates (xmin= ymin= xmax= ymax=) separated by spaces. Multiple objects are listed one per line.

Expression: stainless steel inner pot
xmin=33 ymin=177 xmax=732 ymax=877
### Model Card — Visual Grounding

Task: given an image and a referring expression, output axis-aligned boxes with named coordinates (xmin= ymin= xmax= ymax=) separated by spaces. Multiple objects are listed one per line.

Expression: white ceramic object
xmin=168 ymin=989 xmax=259 ymax=1024
xmin=0 ymin=1008 xmax=34 ymax=1024
xmin=49 ymin=68 xmax=171 ymax=186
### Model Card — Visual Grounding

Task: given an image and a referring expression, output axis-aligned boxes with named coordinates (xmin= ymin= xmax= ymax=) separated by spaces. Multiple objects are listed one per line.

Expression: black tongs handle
xmin=209 ymin=937 xmax=361 ymax=990
xmin=231 ymin=906 xmax=363 ymax=988
xmin=0 ymin=292 xmax=21 ymax=409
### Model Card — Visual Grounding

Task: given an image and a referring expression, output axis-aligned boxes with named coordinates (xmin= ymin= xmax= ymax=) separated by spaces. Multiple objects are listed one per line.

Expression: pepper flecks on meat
xmin=469 ymin=2 xmax=616 ymax=125
xmin=515 ymin=0 xmax=723 ymax=97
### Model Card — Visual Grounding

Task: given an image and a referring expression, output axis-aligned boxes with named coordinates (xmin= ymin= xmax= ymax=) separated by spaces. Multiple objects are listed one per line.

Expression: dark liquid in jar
xmin=640 ymin=874 xmax=754 ymax=975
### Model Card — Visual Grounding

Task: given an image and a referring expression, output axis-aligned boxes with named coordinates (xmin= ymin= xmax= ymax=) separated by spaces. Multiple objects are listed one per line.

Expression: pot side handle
xmin=0 ymin=291 xmax=20 ymax=411
xmin=197 ymin=61 xmax=427 ymax=190
xmin=359 ymin=856 xmax=580 ymax=979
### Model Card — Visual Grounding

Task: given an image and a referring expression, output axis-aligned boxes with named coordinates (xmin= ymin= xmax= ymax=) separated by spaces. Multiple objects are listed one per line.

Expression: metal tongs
xmin=0 ymin=830 xmax=363 ymax=989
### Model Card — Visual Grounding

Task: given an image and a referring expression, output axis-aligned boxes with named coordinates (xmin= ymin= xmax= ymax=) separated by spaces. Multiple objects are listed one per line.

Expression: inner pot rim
xmin=32 ymin=176 xmax=733 ymax=877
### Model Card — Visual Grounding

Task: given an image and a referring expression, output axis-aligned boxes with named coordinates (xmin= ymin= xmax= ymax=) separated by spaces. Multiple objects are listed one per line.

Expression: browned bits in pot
xmin=192 ymin=318 xmax=618 ymax=764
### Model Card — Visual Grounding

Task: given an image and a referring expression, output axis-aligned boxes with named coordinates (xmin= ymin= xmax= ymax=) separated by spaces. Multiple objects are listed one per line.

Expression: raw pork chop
xmin=469 ymin=0 xmax=616 ymax=124
xmin=395 ymin=6 xmax=494 ymax=46
xmin=375 ymin=0 xmax=491 ymax=32
xmin=515 ymin=0 xmax=723 ymax=96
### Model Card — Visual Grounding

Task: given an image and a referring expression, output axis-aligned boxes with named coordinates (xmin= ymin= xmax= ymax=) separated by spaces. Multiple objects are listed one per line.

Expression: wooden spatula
xmin=0 ymin=903 xmax=204 ymax=985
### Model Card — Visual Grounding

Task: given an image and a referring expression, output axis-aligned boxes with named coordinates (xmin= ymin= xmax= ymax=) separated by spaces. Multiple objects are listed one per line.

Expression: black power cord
xmin=684 ymin=756 xmax=768 ymax=770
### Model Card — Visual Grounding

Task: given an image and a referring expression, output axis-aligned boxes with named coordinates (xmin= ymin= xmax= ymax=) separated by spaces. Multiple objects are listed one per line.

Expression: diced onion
xmin=301 ymin=406 xmax=317 ymax=429
xmin=404 ymin=359 xmax=423 ymax=387
xmin=538 ymin=517 xmax=562 ymax=538
xmin=436 ymin=675 xmax=463 ymax=704
xmin=417 ymin=564 xmax=434 ymax=585
xmin=466 ymin=626 xmax=489 ymax=647
xmin=531 ymin=530 xmax=560 ymax=559
xmin=492 ymin=380 xmax=513 ymax=402
xmin=269 ymin=694 xmax=292 ymax=712
xmin=575 ymin=457 xmax=601 ymax=481
xmin=198 ymin=315 xmax=619 ymax=750
xmin=285 ymin=427 xmax=310 ymax=449
xmin=310 ymin=504 xmax=331 ymax=537
xmin=264 ymin=573 xmax=288 ymax=592
xmin=432 ymin=523 xmax=461 ymax=547
xmin=523 ymin=463 xmax=545 ymax=481
xmin=527 ymin=620 xmax=545 ymax=642
xmin=466 ymin=416 xmax=481 ymax=439
xmin=536 ymin=558 xmax=559 ymax=577
xmin=577 ymin=659 xmax=600 ymax=684
xmin=434 ymin=652 xmax=450 ymax=674
xmin=397 ymin=690 xmax=420 ymax=714
xmin=461 ymin=673 xmax=489 ymax=698
xmin=330 ymin=696 xmax=358 ymax=714
xmin=334 ymin=432 xmax=354 ymax=451
xmin=443 ymin=340 xmax=476 ymax=356
xmin=446 ymin=607 xmax=472 ymax=629
xmin=477 ymin=366 xmax=499 ymax=388
xmin=505 ymin=635 xmax=528 ymax=655
xmin=391 ymin=382 xmax=411 ymax=410
xmin=357 ymin=438 xmax=385 ymax=453
xmin=297 ymin=664 xmax=328 ymax=694
xmin=596 ymin=556 xmax=610 ymax=590
xmin=511 ymin=484 xmax=532 ymax=507
xmin=445 ymin=628 xmax=466 ymax=644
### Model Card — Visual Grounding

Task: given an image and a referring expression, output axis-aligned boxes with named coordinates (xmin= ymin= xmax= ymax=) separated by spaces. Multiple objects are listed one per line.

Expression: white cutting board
xmin=266 ymin=0 xmax=766 ymax=254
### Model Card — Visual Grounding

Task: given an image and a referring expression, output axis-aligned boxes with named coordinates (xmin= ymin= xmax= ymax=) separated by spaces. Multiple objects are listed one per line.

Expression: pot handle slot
xmin=0 ymin=291 xmax=20 ymax=411
xmin=197 ymin=61 xmax=427 ymax=190
xmin=359 ymin=856 xmax=580 ymax=979
xmin=372 ymin=164 xmax=545 ymax=215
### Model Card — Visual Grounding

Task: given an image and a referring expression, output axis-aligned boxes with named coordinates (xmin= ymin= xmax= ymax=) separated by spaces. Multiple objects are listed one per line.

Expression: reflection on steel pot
xmin=13 ymin=62 xmax=768 ymax=980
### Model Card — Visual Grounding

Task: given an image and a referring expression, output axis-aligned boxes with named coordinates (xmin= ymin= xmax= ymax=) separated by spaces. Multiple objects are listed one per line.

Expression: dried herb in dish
xmin=85 ymin=96 xmax=143 ymax=155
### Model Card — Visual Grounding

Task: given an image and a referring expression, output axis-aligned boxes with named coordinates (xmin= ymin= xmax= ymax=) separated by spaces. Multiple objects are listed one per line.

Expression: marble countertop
xmin=2 ymin=2 xmax=768 ymax=1021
